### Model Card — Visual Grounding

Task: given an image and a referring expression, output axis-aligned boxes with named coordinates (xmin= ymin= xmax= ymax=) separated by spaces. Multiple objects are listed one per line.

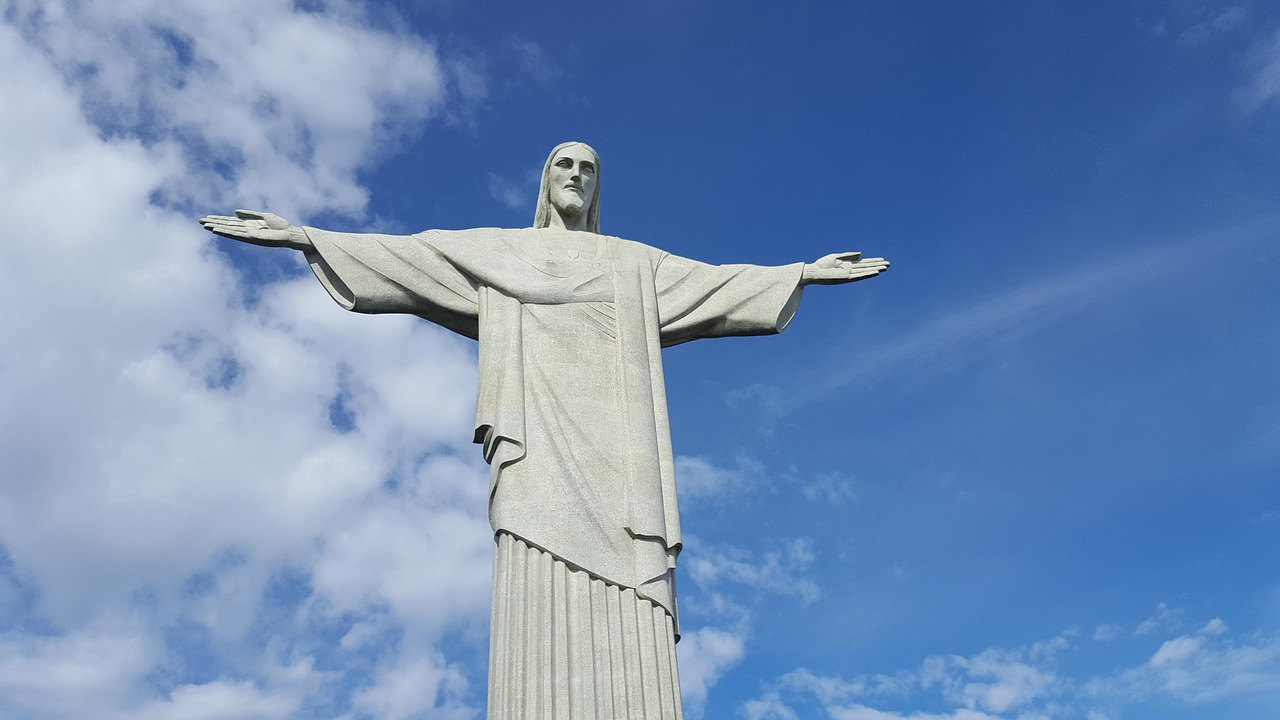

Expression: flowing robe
xmin=302 ymin=226 xmax=803 ymax=717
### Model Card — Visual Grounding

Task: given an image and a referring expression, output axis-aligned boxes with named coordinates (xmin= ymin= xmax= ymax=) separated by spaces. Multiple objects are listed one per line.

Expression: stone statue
xmin=200 ymin=141 xmax=888 ymax=720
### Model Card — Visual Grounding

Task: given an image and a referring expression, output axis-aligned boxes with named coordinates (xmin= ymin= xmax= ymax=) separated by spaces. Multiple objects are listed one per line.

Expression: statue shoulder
xmin=410 ymin=227 xmax=535 ymax=252
xmin=605 ymin=234 xmax=660 ymax=256
xmin=413 ymin=226 xmax=534 ymax=241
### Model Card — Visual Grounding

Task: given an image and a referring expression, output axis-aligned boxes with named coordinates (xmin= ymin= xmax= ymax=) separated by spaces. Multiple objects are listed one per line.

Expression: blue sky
xmin=0 ymin=2 xmax=1277 ymax=719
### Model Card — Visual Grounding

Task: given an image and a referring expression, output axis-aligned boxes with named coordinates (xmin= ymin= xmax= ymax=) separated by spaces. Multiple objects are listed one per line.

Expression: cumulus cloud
xmin=5 ymin=0 xmax=459 ymax=220
xmin=350 ymin=652 xmax=474 ymax=720
xmin=0 ymin=3 xmax=495 ymax=718
xmin=931 ymin=643 xmax=1064 ymax=714
xmin=678 ymin=626 xmax=748 ymax=719
xmin=0 ymin=618 xmax=158 ymax=717
xmin=134 ymin=680 xmax=305 ymax=720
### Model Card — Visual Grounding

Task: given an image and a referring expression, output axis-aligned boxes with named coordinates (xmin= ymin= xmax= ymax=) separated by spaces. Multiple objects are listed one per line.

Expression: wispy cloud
xmin=800 ymin=471 xmax=858 ymax=504
xmin=742 ymin=608 xmax=1280 ymax=719
xmin=677 ymin=535 xmax=824 ymax=718
xmin=752 ymin=221 xmax=1275 ymax=418
xmin=1177 ymin=6 xmax=1248 ymax=48
xmin=741 ymin=691 xmax=800 ymax=720
xmin=1092 ymin=624 xmax=1124 ymax=642
xmin=685 ymin=537 xmax=821 ymax=605
xmin=675 ymin=454 xmax=767 ymax=506
xmin=487 ymin=171 xmax=532 ymax=211
xmin=1134 ymin=602 xmax=1184 ymax=636
xmin=1242 ymin=27 xmax=1280 ymax=111
xmin=1089 ymin=619 xmax=1280 ymax=705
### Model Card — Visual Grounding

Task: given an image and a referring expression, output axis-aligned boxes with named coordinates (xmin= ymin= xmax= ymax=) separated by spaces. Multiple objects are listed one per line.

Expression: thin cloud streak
xmin=769 ymin=218 xmax=1277 ymax=416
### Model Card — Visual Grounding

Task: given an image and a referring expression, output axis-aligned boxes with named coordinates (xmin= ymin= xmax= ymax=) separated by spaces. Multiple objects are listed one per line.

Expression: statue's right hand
xmin=199 ymin=209 xmax=310 ymax=250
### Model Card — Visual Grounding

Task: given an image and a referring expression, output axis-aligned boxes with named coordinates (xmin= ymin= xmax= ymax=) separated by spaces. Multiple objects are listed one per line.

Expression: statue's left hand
xmin=198 ymin=209 xmax=312 ymax=251
xmin=801 ymin=252 xmax=890 ymax=285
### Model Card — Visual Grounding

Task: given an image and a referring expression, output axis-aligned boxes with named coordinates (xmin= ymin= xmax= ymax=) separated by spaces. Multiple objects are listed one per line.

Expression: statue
xmin=200 ymin=141 xmax=888 ymax=719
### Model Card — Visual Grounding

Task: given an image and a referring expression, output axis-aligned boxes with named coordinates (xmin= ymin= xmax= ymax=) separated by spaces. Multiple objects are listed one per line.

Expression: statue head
xmin=534 ymin=141 xmax=600 ymax=233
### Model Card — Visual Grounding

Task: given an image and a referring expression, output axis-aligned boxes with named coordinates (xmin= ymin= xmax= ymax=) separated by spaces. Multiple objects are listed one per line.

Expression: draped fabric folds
xmin=489 ymin=532 xmax=683 ymax=720
xmin=303 ymin=226 xmax=804 ymax=621
xmin=301 ymin=226 xmax=806 ymax=720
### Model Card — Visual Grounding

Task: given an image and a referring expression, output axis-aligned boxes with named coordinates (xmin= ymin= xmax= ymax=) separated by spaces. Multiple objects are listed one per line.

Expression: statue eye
xmin=582 ymin=163 xmax=595 ymax=173
xmin=556 ymin=158 xmax=573 ymax=168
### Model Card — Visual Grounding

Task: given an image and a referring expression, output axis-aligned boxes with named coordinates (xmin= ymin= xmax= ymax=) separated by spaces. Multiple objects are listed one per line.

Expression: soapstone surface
xmin=200 ymin=141 xmax=889 ymax=719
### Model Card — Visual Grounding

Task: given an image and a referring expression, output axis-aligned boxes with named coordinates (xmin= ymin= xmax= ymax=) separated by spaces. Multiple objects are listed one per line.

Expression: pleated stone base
xmin=489 ymin=532 xmax=684 ymax=720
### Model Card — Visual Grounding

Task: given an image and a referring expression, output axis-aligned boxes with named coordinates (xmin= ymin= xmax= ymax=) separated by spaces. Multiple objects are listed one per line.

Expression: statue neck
xmin=546 ymin=207 xmax=591 ymax=233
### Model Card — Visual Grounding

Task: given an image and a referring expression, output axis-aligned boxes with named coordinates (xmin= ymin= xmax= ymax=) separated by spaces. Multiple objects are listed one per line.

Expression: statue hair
xmin=533 ymin=141 xmax=601 ymax=233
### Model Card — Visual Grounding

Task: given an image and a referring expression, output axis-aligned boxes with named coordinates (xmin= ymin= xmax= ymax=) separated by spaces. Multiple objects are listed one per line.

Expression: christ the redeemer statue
xmin=201 ymin=141 xmax=888 ymax=720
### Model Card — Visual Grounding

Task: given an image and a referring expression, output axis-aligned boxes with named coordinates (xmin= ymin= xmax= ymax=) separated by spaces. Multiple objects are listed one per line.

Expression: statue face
xmin=547 ymin=145 xmax=597 ymax=221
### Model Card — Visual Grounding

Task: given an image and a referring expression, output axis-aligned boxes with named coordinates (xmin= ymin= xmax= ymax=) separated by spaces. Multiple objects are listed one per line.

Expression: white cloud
xmin=828 ymin=707 xmax=1001 ymax=720
xmin=0 ymin=619 xmax=157 ymax=718
xmin=1201 ymin=618 xmax=1229 ymax=636
xmin=487 ymin=171 xmax=534 ymax=212
xmin=740 ymin=691 xmax=799 ymax=720
xmin=1149 ymin=635 xmax=1202 ymax=667
xmin=350 ymin=652 xmax=474 ymax=720
xmin=0 ymin=4 xmax=494 ymax=718
xmin=676 ymin=532 xmax=821 ymax=716
xmin=309 ymin=462 xmax=492 ymax=640
xmin=135 ymin=681 xmax=303 ymax=720
xmin=779 ymin=667 xmax=875 ymax=704
xmin=5 ymin=0 xmax=452 ymax=221
xmin=675 ymin=454 xmax=766 ymax=504
xmin=1133 ymin=602 xmax=1182 ymax=636
xmin=673 ymin=483 xmax=824 ymax=713
xmin=1091 ymin=624 xmax=1123 ymax=642
xmin=678 ymin=626 xmax=748 ymax=719
xmin=944 ymin=647 xmax=1060 ymax=713
xmin=685 ymin=537 xmax=821 ymax=604
xmin=800 ymin=471 xmax=858 ymax=504
xmin=750 ymin=612 xmax=1280 ymax=720
xmin=1093 ymin=627 xmax=1280 ymax=704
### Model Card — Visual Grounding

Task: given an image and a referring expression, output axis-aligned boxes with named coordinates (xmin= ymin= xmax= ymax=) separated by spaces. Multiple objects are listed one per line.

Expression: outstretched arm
xmin=800 ymin=252 xmax=890 ymax=285
xmin=199 ymin=210 xmax=312 ymax=251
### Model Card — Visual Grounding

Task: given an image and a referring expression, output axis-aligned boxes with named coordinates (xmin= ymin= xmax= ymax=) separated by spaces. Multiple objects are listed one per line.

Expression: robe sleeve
xmin=654 ymin=252 xmax=806 ymax=347
xmin=301 ymin=227 xmax=482 ymax=340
